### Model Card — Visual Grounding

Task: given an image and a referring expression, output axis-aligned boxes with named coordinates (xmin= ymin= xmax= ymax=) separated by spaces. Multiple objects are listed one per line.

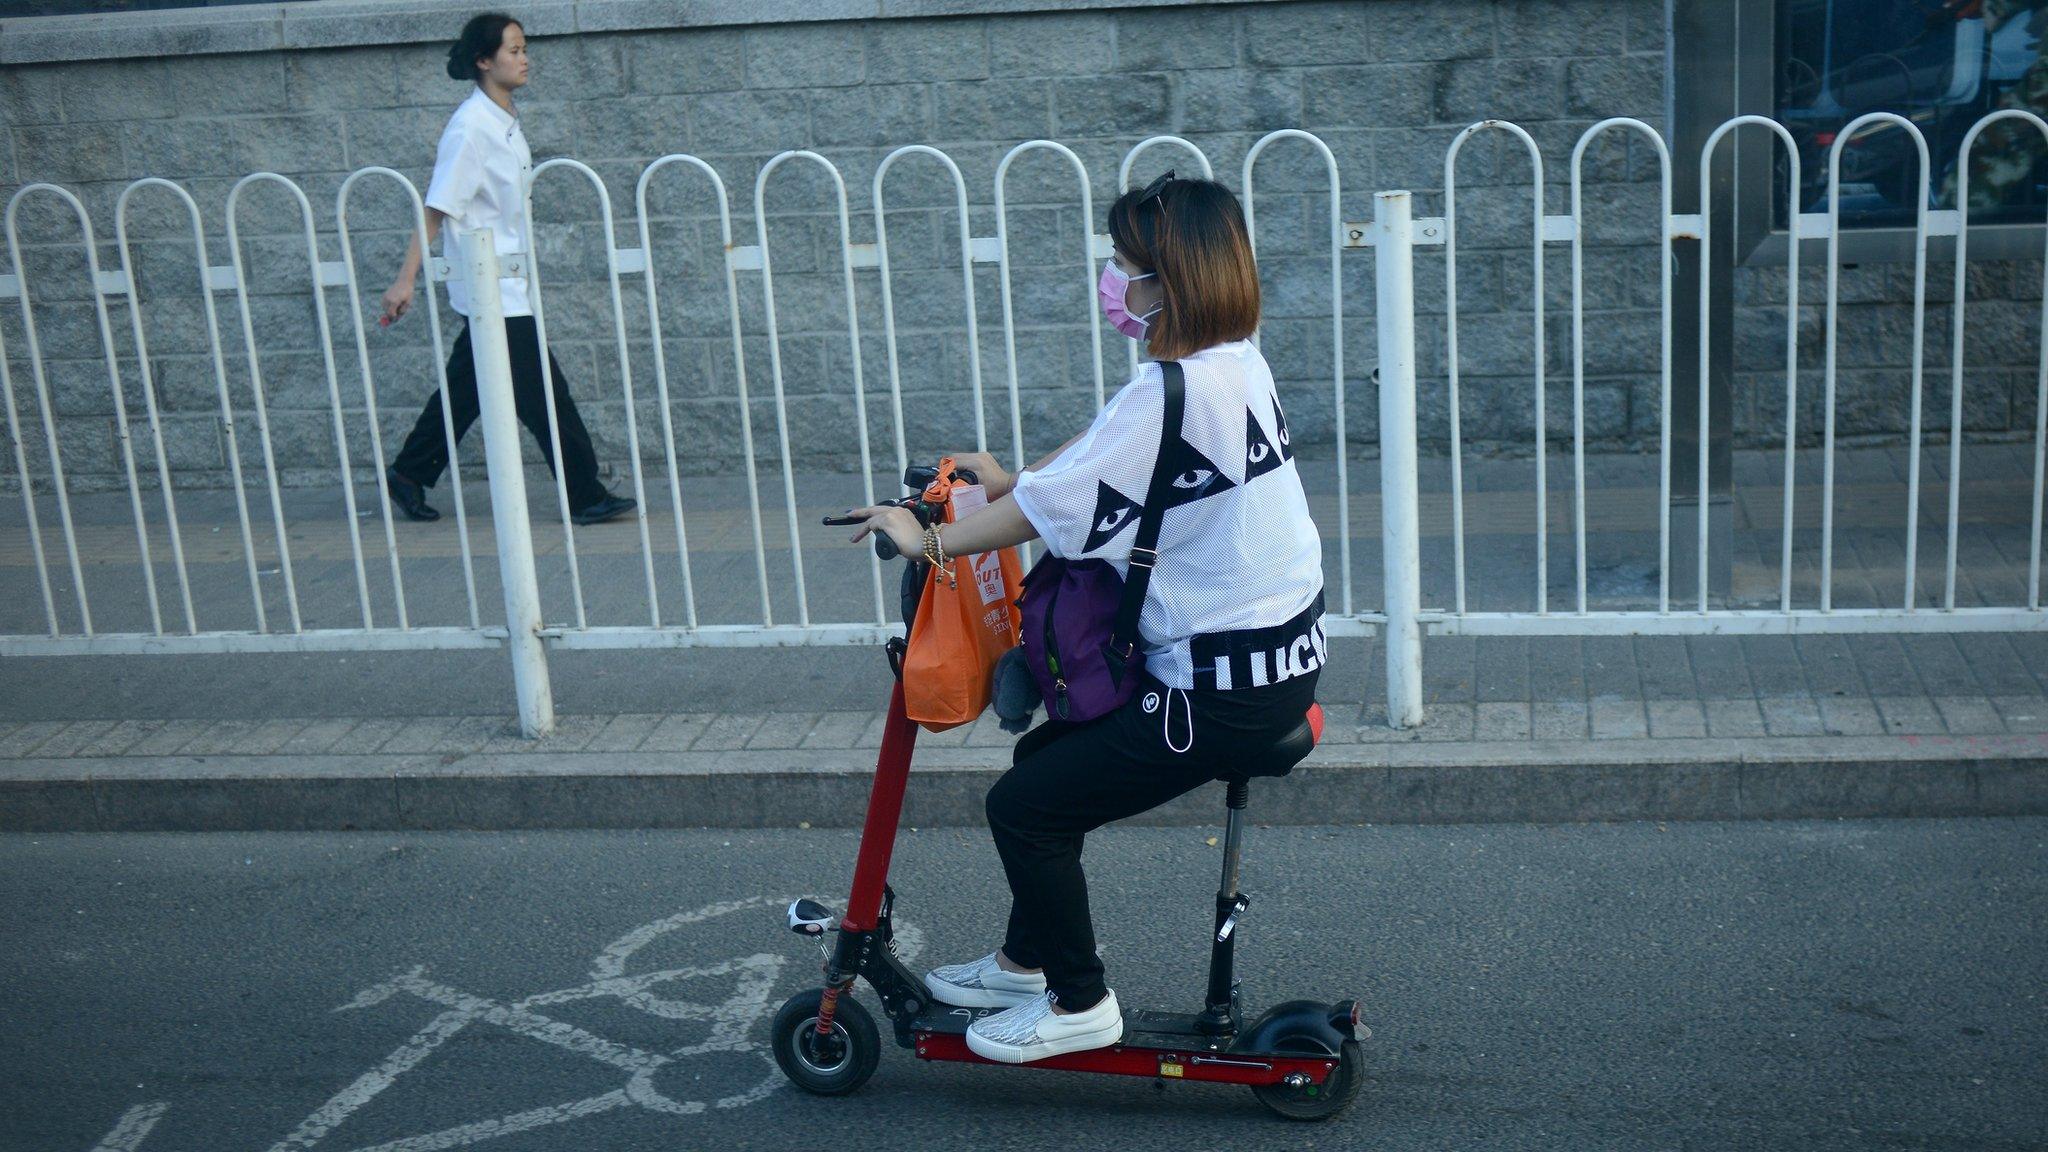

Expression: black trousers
xmin=987 ymin=667 xmax=1320 ymax=1012
xmin=391 ymin=315 xmax=607 ymax=510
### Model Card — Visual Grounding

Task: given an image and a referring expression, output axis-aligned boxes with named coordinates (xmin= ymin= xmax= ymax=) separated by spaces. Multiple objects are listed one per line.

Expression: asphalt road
xmin=4 ymin=818 xmax=2043 ymax=1152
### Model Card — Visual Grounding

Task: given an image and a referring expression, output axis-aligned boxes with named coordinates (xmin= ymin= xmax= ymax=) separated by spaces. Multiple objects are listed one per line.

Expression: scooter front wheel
xmin=1250 ymin=1039 xmax=1363 ymax=1121
xmin=772 ymin=989 xmax=881 ymax=1096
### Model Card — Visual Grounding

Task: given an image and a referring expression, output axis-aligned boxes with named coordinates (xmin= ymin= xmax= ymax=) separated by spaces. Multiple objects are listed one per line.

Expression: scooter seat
xmin=1222 ymin=703 xmax=1324 ymax=781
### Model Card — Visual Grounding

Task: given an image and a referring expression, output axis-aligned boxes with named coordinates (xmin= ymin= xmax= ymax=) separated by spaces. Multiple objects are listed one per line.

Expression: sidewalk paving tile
xmin=1847 ymin=636 xmax=1926 ymax=696
xmin=1417 ymin=703 xmax=1475 ymax=741
xmin=1903 ymin=635 xmax=1982 ymax=696
xmin=1645 ymin=700 xmax=1707 ymax=739
xmin=429 ymin=715 xmax=506 ymax=754
xmin=1759 ymin=697 xmax=1825 ymax=737
xmin=1532 ymin=701 xmax=1589 ymax=740
xmin=240 ymin=718 xmax=314 ymax=755
xmin=641 ymin=713 xmax=713 ymax=752
xmin=694 ymin=712 xmax=768 ymax=751
xmin=1990 ymin=695 xmax=2048 ymax=732
xmin=381 ymin=717 xmax=464 ymax=755
xmin=75 ymin=719 xmax=171 ymax=757
xmin=1349 ymin=717 xmax=1411 ymax=743
xmin=1794 ymin=635 xmax=1867 ymax=698
xmin=1933 ymin=697 xmax=2006 ymax=734
xmin=174 ymin=719 xmax=270 ymax=756
xmin=1473 ymin=638 xmax=1529 ymax=702
xmin=1688 ymin=637 xmax=1755 ymax=698
xmin=800 ymin=712 xmax=875 ymax=750
xmin=1423 ymin=636 xmax=1476 ymax=702
xmin=1473 ymin=701 xmax=1531 ymax=742
xmin=583 ymin=713 xmax=663 ymax=753
xmin=275 ymin=718 xmax=360 ymax=755
xmin=1741 ymin=636 xmax=1806 ymax=697
xmin=324 ymin=718 xmax=409 ymax=754
xmin=1703 ymin=699 xmax=1767 ymax=737
xmin=2002 ymin=633 xmax=2048 ymax=686
xmin=857 ymin=712 xmax=891 ymax=749
xmin=746 ymin=714 xmax=821 ymax=750
xmin=27 ymin=721 xmax=121 ymax=758
xmin=1817 ymin=697 xmax=1885 ymax=736
xmin=488 ymin=714 xmax=608 ymax=753
xmin=122 ymin=719 xmax=216 ymax=757
xmin=0 ymin=721 xmax=70 ymax=758
xmin=1528 ymin=638 xmax=1585 ymax=701
xmin=1584 ymin=638 xmax=1642 ymax=700
xmin=1959 ymin=635 xmax=2039 ymax=695
xmin=1633 ymin=637 xmax=1694 ymax=700
xmin=1875 ymin=697 xmax=1944 ymax=735
xmin=1590 ymin=698 xmax=1648 ymax=740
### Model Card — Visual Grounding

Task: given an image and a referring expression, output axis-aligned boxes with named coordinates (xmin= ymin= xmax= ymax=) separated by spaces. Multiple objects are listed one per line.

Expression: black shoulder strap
xmin=1107 ymin=360 xmax=1185 ymax=685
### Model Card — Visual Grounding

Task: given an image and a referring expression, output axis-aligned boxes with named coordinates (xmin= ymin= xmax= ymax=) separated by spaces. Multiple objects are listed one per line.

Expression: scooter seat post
xmin=1198 ymin=777 xmax=1253 ymax=1036
xmin=1218 ymin=777 xmax=1249 ymax=897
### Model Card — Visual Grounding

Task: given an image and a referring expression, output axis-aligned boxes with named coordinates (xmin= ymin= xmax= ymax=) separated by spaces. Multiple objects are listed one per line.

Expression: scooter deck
xmin=907 ymin=1005 xmax=1341 ymax=1086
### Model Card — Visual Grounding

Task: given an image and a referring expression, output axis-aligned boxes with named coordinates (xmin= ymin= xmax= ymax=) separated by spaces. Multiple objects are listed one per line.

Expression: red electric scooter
xmin=772 ymin=468 xmax=1370 ymax=1121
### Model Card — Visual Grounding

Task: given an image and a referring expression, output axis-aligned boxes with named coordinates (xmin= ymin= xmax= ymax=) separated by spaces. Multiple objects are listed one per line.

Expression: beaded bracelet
xmin=923 ymin=525 xmax=956 ymax=586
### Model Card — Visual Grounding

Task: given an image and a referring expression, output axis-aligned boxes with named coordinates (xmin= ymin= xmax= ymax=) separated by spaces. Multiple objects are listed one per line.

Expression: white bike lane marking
xmin=88 ymin=1102 xmax=169 ymax=1151
xmin=253 ymin=894 xmax=918 ymax=1152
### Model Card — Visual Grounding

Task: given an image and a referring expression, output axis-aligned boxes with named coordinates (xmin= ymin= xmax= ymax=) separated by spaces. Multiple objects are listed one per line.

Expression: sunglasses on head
xmin=1137 ymin=169 xmax=1176 ymax=207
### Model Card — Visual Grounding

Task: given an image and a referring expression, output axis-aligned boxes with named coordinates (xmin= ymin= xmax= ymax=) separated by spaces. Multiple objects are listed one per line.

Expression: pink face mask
xmin=1098 ymin=260 xmax=1161 ymax=340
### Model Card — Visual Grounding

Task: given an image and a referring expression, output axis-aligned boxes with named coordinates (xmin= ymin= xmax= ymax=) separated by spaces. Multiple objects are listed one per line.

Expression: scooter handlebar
xmin=820 ymin=463 xmax=981 ymax=562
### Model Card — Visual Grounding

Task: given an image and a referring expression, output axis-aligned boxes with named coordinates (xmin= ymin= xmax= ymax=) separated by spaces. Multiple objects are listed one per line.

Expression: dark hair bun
xmin=447 ymin=12 xmax=518 ymax=83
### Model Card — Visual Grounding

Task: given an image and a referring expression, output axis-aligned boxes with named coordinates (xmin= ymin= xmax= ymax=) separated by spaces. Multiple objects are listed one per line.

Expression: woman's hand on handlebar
xmin=841 ymin=504 xmax=923 ymax=559
xmin=950 ymin=451 xmax=1013 ymax=500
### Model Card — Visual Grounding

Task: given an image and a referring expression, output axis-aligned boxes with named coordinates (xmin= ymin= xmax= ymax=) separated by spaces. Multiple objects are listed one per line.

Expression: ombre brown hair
xmin=1106 ymin=176 xmax=1260 ymax=361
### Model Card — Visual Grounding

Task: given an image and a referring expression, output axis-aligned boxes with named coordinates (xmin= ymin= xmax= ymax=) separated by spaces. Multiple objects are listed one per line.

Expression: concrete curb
xmin=3 ymin=734 xmax=2045 ymax=831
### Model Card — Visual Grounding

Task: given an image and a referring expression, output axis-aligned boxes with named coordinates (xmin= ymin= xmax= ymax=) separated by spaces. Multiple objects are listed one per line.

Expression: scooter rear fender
xmin=1228 ymin=999 xmax=1370 ymax=1058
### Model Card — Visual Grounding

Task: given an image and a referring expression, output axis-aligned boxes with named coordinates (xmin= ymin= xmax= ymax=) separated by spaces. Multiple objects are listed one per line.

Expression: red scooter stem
xmin=840 ymin=677 xmax=919 ymax=934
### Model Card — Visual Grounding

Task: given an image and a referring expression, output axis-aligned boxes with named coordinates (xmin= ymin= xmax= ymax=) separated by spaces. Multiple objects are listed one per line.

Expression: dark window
xmin=1776 ymin=0 xmax=2048 ymax=227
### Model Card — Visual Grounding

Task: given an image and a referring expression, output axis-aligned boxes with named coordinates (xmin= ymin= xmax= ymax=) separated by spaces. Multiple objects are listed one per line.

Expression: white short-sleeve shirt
xmin=426 ymin=88 xmax=533 ymax=318
xmin=1010 ymin=340 xmax=1326 ymax=689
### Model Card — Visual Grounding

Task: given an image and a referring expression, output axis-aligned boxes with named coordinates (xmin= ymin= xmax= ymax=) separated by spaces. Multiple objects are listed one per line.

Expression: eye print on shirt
xmin=1158 ymin=439 xmax=1238 ymax=512
xmin=1245 ymin=405 xmax=1286 ymax=482
xmin=1083 ymin=480 xmax=1145 ymax=554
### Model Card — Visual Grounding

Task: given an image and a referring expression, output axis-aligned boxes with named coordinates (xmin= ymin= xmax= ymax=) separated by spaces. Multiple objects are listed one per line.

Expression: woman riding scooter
xmin=840 ymin=173 xmax=1328 ymax=1065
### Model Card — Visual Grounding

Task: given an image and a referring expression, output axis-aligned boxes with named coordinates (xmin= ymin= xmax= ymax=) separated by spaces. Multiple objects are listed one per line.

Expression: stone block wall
xmin=1 ymin=0 xmax=2034 ymax=497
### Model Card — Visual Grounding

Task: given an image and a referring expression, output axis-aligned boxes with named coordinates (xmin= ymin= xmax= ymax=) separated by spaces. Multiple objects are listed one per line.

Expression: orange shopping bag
xmin=903 ymin=459 xmax=1024 ymax=732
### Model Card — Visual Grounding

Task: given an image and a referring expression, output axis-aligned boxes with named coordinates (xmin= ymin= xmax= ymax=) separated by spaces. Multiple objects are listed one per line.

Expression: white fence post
xmin=458 ymin=227 xmax=555 ymax=738
xmin=1374 ymin=190 xmax=1425 ymax=729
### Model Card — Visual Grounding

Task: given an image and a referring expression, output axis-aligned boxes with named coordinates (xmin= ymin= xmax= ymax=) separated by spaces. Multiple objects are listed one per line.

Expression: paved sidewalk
xmin=5 ymin=444 xmax=2048 ymax=829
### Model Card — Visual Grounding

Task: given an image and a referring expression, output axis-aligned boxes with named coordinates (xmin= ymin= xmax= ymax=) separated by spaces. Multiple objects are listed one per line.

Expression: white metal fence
xmin=1408 ymin=113 xmax=2048 ymax=633
xmin=5 ymin=116 xmax=2047 ymax=736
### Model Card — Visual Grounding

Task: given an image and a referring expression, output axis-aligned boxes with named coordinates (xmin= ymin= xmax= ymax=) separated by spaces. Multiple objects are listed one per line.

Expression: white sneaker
xmin=965 ymin=989 xmax=1124 ymax=1064
xmin=923 ymin=952 xmax=1047 ymax=1009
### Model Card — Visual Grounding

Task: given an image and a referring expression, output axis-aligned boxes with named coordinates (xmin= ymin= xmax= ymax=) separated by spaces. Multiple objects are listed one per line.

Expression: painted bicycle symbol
xmin=87 ymin=895 xmax=920 ymax=1152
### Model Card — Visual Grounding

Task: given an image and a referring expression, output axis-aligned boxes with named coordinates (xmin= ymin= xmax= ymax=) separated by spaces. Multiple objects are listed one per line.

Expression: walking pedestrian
xmin=378 ymin=12 xmax=635 ymax=525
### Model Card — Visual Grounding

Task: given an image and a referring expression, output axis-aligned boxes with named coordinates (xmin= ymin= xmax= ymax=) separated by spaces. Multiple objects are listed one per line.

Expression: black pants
xmin=390 ymin=315 xmax=607 ymax=510
xmin=987 ymin=667 xmax=1320 ymax=1012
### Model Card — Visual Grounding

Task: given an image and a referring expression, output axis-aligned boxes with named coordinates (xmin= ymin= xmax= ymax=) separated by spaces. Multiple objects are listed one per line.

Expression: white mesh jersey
xmin=1010 ymin=339 xmax=1325 ymax=690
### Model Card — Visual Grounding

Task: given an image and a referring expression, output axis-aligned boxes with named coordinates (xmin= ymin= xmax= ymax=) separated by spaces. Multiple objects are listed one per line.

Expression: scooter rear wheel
xmin=1250 ymin=1039 xmax=1363 ymax=1121
xmin=772 ymin=989 xmax=881 ymax=1096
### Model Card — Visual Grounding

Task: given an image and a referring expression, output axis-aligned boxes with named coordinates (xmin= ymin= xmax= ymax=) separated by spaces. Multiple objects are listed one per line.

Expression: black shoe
xmin=385 ymin=466 xmax=439 ymax=522
xmin=571 ymin=493 xmax=636 ymax=525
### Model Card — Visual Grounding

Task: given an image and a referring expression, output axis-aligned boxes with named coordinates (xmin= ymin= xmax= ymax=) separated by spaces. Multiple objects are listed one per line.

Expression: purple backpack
xmin=1017 ymin=362 xmax=1186 ymax=723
